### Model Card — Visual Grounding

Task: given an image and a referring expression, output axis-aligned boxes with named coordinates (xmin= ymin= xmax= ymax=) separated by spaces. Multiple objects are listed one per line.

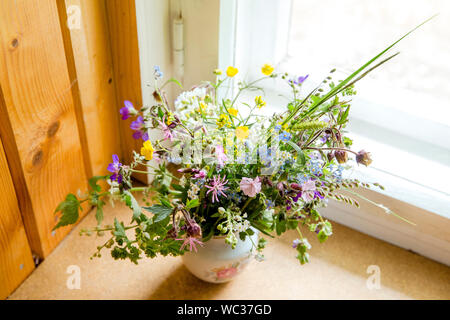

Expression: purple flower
xmin=292 ymin=239 xmax=301 ymax=248
xmin=130 ymin=116 xmax=149 ymax=140
xmin=205 ymin=175 xmax=229 ymax=203
xmin=107 ymin=154 xmax=123 ymax=183
xmin=295 ymin=74 xmax=309 ymax=85
xmin=119 ymin=100 xmax=135 ymax=120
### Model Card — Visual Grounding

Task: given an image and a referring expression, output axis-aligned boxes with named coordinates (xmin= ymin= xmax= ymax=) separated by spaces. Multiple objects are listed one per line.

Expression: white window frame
xmin=219 ymin=0 xmax=450 ymax=265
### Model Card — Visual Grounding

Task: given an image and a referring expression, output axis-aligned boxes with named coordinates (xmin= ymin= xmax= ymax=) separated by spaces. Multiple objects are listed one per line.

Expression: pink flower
xmin=301 ymin=180 xmax=316 ymax=202
xmin=193 ymin=170 xmax=206 ymax=180
xmin=216 ymin=267 xmax=238 ymax=280
xmin=158 ymin=116 xmax=174 ymax=141
xmin=215 ymin=144 xmax=228 ymax=166
xmin=240 ymin=177 xmax=261 ymax=197
xmin=205 ymin=175 xmax=229 ymax=203
xmin=176 ymin=236 xmax=204 ymax=252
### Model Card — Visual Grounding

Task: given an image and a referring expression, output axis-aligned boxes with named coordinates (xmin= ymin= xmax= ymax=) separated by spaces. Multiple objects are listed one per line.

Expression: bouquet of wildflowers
xmin=53 ymin=21 xmax=431 ymax=264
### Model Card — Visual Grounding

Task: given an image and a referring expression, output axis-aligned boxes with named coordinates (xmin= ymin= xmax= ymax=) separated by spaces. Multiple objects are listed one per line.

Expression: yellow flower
xmin=227 ymin=108 xmax=238 ymax=116
xmin=141 ymin=140 xmax=154 ymax=161
xmin=226 ymin=66 xmax=238 ymax=77
xmin=216 ymin=114 xmax=231 ymax=128
xmin=166 ymin=112 xmax=174 ymax=125
xmin=255 ymin=96 xmax=266 ymax=109
xmin=261 ymin=63 xmax=274 ymax=76
xmin=236 ymin=126 xmax=249 ymax=140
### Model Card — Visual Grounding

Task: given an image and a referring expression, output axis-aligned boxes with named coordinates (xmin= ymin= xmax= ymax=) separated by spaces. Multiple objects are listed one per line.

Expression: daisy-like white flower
xmin=205 ymin=175 xmax=229 ymax=203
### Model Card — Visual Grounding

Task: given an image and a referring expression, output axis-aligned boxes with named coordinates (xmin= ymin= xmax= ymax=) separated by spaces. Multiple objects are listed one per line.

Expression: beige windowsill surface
xmin=8 ymin=195 xmax=450 ymax=300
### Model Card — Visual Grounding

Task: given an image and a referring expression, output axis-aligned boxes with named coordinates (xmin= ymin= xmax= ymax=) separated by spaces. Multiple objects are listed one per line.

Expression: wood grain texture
xmin=0 ymin=137 xmax=34 ymax=300
xmin=0 ymin=0 xmax=88 ymax=258
xmin=105 ymin=0 xmax=147 ymax=183
xmin=58 ymin=0 xmax=122 ymax=180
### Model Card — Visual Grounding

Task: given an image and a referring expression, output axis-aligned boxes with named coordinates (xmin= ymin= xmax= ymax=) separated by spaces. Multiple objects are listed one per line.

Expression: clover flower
xmin=193 ymin=169 xmax=207 ymax=180
xmin=107 ymin=154 xmax=123 ymax=183
xmin=206 ymin=175 xmax=229 ymax=203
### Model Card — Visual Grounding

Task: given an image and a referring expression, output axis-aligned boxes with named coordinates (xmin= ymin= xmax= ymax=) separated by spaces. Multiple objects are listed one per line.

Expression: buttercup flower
xmin=227 ymin=108 xmax=238 ymax=116
xmin=140 ymin=140 xmax=154 ymax=160
xmin=236 ymin=126 xmax=249 ymax=140
xmin=226 ymin=66 xmax=238 ymax=77
xmin=217 ymin=114 xmax=231 ymax=128
xmin=261 ymin=63 xmax=274 ymax=76
xmin=255 ymin=96 xmax=266 ymax=109
xmin=240 ymin=177 xmax=261 ymax=197
xmin=107 ymin=154 xmax=123 ymax=183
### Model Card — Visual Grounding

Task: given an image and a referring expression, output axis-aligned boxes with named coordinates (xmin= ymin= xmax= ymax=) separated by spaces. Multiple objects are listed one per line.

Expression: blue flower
xmin=274 ymin=124 xmax=282 ymax=132
xmin=154 ymin=65 xmax=163 ymax=78
xmin=279 ymin=131 xmax=291 ymax=142
xmin=308 ymin=159 xmax=323 ymax=176
xmin=265 ymin=199 xmax=275 ymax=209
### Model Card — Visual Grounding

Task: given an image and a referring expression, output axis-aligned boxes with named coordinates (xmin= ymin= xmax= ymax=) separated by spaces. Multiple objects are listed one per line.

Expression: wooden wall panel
xmin=105 ymin=0 xmax=147 ymax=183
xmin=57 ymin=0 xmax=122 ymax=179
xmin=0 ymin=137 xmax=34 ymax=300
xmin=0 ymin=0 xmax=88 ymax=258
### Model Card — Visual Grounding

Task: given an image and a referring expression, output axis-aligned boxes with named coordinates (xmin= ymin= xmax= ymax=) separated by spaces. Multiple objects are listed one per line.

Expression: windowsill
xmin=8 ymin=191 xmax=450 ymax=299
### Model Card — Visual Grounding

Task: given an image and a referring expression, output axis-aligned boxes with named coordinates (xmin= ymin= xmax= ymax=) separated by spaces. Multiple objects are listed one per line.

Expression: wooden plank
xmin=105 ymin=0 xmax=147 ymax=183
xmin=0 ymin=137 xmax=34 ymax=300
xmin=0 ymin=0 xmax=89 ymax=258
xmin=57 ymin=0 xmax=122 ymax=180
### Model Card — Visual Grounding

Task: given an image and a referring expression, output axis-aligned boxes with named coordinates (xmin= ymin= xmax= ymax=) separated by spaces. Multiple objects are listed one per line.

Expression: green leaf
xmin=143 ymin=204 xmax=172 ymax=223
xmin=123 ymin=190 xmax=141 ymax=220
xmin=186 ymin=198 xmax=200 ymax=209
xmin=162 ymin=77 xmax=183 ymax=89
xmin=113 ymin=218 xmax=127 ymax=239
xmin=287 ymin=141 xmax=306 ymax=165
xmin=88 ymin=175 xmax=108 ymax=192
xmin=53 ymin=194 xmax=82 ymax=230
xmin=158 ymin=196 xmax=172 ymax=208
